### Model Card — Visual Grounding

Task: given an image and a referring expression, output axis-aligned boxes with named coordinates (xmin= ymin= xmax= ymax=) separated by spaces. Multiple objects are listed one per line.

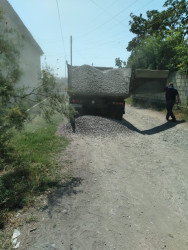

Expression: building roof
xmin=0 ymin=0 xmax=43 ymax=55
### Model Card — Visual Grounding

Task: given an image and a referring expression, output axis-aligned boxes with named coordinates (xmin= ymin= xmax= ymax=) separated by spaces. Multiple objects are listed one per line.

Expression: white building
xmin=0 ymin=0 xmax=43 ymax=91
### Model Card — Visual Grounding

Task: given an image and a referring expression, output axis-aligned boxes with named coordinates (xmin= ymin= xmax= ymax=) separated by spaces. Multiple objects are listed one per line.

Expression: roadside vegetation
xmin=117 ymin=0 xmax=188 ymax=122
xmin=0 ymin=7 xmax=74 ymax=248
xmin=116 ymin=0 xmax=188 ymax=75
xmin=0 ymin=113 xmax=69 ymax=249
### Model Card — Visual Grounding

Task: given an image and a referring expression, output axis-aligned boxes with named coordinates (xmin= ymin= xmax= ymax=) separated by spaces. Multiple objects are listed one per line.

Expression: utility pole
xmin=65 ymin=61 xmax=66 ymax=78
xmin=70 ymin=35 xmax=72 ymax=66
xmin=65 ymin=60 xmax=68 ymax=78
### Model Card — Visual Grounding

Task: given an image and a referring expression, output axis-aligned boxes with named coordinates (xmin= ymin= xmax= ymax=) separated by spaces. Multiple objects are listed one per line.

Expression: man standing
xmin=165 ymin=83 xmax=179 ymax=122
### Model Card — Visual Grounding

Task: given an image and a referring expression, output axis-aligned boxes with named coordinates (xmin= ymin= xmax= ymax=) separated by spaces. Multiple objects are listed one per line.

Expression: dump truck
xmin=67 ymin=64 xmax=132 ymax=120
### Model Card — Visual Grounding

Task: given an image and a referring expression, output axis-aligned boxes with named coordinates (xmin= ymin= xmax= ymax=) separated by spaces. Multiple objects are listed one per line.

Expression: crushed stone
xmin=67 ymin=64 xmax=132 ymax=97
xmin=57 ymin=115 xmax=132 ymax=137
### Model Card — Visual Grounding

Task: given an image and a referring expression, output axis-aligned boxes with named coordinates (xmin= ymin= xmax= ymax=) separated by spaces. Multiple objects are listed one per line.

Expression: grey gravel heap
xmin=68 ymin=64 xmax=132 ymax=98
xmin=58 ymin=116 xmax=132 ymax=137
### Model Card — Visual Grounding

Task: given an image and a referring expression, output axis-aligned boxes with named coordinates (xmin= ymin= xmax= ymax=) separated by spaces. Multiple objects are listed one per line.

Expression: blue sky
xmin=8 ymin=0 xmax=166 ymax=77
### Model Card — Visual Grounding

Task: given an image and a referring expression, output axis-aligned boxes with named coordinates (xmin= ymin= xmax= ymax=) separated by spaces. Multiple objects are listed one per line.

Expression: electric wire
xmin=75 ymin=0 xmax=186 ymax=55
xmin=55 ymin=0 xmax=186 ymax=70
xmin=89 ymin=0 xmax=139 ymax=26
xmin=75 ymin=0 xmax=140 ymax=40
xmin=55 ymin=0 xmax=67 ymax=61
xmin=75 ymin=0 xmax=159 ymax=43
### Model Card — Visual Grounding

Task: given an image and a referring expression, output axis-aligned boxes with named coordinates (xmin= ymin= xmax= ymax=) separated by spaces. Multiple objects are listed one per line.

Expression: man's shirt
xmin=165 ymin=86 xmax=178 ymax=102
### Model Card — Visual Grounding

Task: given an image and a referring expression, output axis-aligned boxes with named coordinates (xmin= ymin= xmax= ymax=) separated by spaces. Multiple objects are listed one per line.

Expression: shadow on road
xmin=47 ymin=177 xmax=83 ymax=217
xmin=70 ymin=115 xmax=185 ymax=135
xmin=121 ymin=119 xmax=185 ymax=135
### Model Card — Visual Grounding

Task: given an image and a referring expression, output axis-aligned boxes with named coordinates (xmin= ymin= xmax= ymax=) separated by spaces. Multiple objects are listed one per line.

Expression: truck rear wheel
xmin=116 ymin=114 xmax=123 ymax=120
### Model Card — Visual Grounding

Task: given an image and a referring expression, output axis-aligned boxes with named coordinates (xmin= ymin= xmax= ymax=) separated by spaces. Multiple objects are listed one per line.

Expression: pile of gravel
xmin=68 ymin=64 xmax=132 ymax=98
xmin=57 ymin=115 xmax=132 ymax=137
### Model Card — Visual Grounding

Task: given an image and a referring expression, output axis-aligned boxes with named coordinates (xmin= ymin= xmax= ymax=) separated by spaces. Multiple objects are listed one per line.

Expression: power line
xmin=72 ymin=0 xmax=186 ymax=66
xmin=89 ymin=0 xmax=134 ymax=26
xmin=55 ymin=0 xmax=67 ymax=61
xmin=76 ymin=0 xmax=184 ymax=49
xmin=75 ymin=0 xmax=142 ymax=40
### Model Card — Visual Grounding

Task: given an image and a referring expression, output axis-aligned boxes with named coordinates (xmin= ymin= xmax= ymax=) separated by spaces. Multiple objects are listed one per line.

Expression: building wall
xmin=168 ymin=72 xmax=188 ymax=105
xmin=0 ymin=0 xmax=43 ymax=92
xmin=18 ymin=40 xmax=41 ymax=91
xmin=132 ymin=72 xmax=188 ymax=106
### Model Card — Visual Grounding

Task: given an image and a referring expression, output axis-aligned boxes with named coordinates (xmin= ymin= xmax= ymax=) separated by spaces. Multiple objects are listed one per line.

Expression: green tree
xmin=127 ymin=30 xmax=187 ymax=73
xmin=0 ymin=8 xmax=25 ymax=166
xmin=125 ymin=0 xmax=188 ymax=73
xmin=0 ymin=9 xmax=74 ymax=168
xmin=115 ymin=57 xmax=126 ymax=68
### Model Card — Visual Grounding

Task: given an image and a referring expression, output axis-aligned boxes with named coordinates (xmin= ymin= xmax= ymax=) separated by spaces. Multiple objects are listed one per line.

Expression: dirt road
xmin=20 ymin=105 xmax=188 ymax=250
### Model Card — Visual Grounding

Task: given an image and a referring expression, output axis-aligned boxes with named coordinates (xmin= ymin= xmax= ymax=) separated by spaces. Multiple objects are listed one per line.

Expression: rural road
xmin=20 ymin=105 xmax=188 ymax=250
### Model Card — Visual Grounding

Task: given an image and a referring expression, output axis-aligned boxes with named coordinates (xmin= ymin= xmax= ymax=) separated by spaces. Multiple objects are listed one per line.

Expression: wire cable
xmin=55 ymin=0 xmax=67 ymax=61
xmin=75 ymin=0 xmax=143 ymax=40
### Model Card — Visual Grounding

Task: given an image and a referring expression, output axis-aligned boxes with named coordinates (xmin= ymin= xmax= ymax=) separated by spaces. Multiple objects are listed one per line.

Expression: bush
xmin=0 ymin=115 xmax=69 ymax=228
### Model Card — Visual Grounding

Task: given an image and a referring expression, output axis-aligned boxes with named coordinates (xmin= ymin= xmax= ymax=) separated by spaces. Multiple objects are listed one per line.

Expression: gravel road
xmin=20 ymin=105 xmax=188 ymax=250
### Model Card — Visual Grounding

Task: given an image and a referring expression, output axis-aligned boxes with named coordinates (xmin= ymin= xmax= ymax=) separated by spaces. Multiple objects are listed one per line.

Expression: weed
xmin=0 ymin=114 xmax=69 ymax=230
xmin=174 ymin=105 xmax=188 ymax=121
xmin=25 ymin=215 xmax=38 ymax=224
xmin=0 ymin=230 xmax=12 ymax=250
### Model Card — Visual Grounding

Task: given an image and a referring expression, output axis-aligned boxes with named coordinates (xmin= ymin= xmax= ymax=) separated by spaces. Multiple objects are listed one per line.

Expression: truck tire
xmin=116 ymin=114 xmax=123 ymax=120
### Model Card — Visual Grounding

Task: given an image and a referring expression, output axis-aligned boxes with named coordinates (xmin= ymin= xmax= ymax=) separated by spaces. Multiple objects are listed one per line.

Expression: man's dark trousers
xmin=166 ymin=100 xmax=176 ymax=121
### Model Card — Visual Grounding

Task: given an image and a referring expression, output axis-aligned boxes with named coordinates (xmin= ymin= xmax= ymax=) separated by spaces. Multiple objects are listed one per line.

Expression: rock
xmin=58 ymin=115 xmax=132 ymax=137
xmin=68 ymin=64 xmax=131 ymax=97
xmin=16 ymin=213 xmax=21 ymax=218
xmin=62 ymin=209 xmax=68 ymax=214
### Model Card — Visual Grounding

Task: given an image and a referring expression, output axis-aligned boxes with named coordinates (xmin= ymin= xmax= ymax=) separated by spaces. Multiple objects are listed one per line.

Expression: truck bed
xmin=67 ymin=64 xmax=132 ymax=98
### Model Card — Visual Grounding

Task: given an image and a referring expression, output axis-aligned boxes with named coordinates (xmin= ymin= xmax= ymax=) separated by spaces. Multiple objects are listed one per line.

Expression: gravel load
xmin=57 ymin=115 xmax=132 ymax=137
xmin=67 ymin=64 xmax=132 ymax=98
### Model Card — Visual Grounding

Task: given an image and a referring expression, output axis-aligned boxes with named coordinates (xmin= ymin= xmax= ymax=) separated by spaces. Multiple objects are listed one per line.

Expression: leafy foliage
xmin=127 ymin=30 xmax=187 ymax=72
xmin=0 ymin=6 xmax=73 ymax=229
xmin=0 ymin=9 xmax=27 ymax=167
xmin=117 ymin=0 xmax=188 ymax=74
xmin=36 ymin=65 xmax=75 ymax=122
xmin=115 ymin=57 xmax=126 ymax=68
xmin=0 ymin=9 xmax=74 ymax=169
xmin=0 ymin=118 xmax=68 ymax=229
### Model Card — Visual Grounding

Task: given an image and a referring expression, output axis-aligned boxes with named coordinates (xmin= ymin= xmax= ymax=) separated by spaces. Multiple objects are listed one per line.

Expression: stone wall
xmin=168 ymin=72 xmax=188 ymax=105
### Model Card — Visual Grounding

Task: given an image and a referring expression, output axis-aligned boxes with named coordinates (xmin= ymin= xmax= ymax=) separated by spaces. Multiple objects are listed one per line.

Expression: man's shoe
xmin=172 ymin=118 xmax=176 ymax=122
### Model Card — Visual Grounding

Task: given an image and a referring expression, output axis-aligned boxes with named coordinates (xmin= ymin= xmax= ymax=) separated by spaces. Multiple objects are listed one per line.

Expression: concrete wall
xmin=132 ymin=71 xmax=188 ymax=106
xmin=18 ymin=40 xmax=41 ymax=91
xmin=0 ymin=0 xmax=43 ymax=92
